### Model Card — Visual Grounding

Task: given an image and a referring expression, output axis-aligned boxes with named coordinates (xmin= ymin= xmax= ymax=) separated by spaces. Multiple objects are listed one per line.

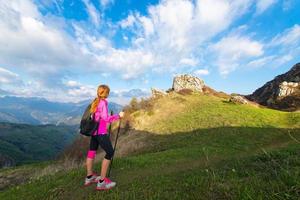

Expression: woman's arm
xmin=95 ymin=100 xmax=120 ymax=123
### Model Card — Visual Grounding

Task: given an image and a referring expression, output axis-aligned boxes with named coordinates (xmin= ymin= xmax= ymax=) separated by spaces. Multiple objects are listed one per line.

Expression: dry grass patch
xmin=131 ymin=93 xmax=188 ymax=132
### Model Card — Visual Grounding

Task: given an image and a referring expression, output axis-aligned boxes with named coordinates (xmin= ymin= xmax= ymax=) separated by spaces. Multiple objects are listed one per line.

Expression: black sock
xmin=99 ymin=179 xmax=104 ymax=183
xmin=87 ymin=175 xmax=93 ymax=179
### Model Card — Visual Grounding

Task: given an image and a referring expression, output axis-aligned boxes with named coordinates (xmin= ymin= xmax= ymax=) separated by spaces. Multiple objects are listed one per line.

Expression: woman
xmin=84 ymin=84 xmax=124 ymax=190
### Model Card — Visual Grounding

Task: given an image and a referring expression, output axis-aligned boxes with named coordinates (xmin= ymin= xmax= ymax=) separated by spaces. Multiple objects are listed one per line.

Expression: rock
xmin=278 ymin=81 xmax=299 ymax=97
xmin=151 ymin=88 xmax=167 ymax=98
xmin=172 ymin=74 xmax=205 ymax=92
xmin=229 ymin=95 xmax=249 ymax=104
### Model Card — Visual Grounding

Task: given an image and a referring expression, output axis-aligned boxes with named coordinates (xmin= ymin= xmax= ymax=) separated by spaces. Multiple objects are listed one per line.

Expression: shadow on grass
xmin=1 ymin=126 xmax=299 ymax=199
xmin=115 ymin=126 xmax=300 ymax=157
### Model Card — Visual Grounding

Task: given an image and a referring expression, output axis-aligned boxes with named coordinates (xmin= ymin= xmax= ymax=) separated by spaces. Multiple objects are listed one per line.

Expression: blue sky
xmin=0 ymin=0 xmax=299 ymax=104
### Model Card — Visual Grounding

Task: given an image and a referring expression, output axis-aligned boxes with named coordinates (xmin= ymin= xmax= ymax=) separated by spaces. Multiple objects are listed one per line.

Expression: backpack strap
xmin=92 ymin=104 xmax=101 ymax=135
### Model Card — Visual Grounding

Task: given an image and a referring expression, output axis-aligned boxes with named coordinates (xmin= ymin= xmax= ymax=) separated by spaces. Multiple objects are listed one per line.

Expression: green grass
xmin=142 ymin=94 xmax=295 ymax=134
xmin=1 ymin=94 xmax=300 ymax=199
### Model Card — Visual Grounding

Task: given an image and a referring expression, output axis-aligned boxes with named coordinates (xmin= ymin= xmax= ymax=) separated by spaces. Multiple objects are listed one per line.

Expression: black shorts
xmin=89 ymin=134 xmax=114 ymax=160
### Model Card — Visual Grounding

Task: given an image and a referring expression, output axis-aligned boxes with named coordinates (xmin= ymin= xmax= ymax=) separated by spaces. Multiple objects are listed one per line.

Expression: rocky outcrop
xmin=229 ymin=95 xmax=249 ymax=104
xmin=172 ymin=74 xmax=205 ymax=92
xmin=151 ymin=88 xmax=167 ymax=98
xmin=246 ymin=63 xmax=300 ymax=111
xmin=278 ymin=81 xmax=299 ymax=97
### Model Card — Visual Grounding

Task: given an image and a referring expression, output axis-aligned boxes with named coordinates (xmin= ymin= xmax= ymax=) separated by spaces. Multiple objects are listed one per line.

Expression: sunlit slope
xmin=132 ymin=93 xmax=300 ymax=133
xmin=1 ymin=93 xmax=299 ymax=200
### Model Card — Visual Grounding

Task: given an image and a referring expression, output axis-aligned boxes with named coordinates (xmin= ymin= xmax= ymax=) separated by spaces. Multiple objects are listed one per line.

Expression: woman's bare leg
xmin=100 ymin=158 xmax=111 ymax=179
xmin=86 ymin=158 xmax=94 ymax=176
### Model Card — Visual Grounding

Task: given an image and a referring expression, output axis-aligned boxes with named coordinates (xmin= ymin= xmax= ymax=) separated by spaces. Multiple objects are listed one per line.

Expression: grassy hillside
xmin=0 ymin=93 xmax=299 ymax=199
xmin=0 ymin=123 xmax=77 ymax=167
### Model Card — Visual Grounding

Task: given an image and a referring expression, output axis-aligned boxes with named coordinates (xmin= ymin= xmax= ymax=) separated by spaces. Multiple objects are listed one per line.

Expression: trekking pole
xmin=108 ymin=110 xmax=113 ymax=138
xmin=108 ymin=117 xmax=122 ymax=177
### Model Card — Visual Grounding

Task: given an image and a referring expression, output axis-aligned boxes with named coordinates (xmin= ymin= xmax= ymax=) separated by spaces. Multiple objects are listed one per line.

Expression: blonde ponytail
xmin=90 ymin=97 xmax=99 ymax=113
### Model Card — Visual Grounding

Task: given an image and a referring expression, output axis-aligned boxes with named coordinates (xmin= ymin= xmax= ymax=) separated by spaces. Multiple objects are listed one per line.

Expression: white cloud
xmin=259 ymin=24 xmax=300 ymax=68
xmin=116 ymin=0 xmax=255 ymax=75
xmin=193 ymin=0 xmax=253 ymax=40
xmin=36 ymin=0 xmax=64 ymax=14
xmin=65 ymin=80 xmax=81 ymax=87
xmin=119 ymin=14 xmax=136 ymax=28
xmin=256 ymin=0 xmax=277 ymax=14
xmin=3 ymin=0 xmax=291 ymax=101
xmin=102 ymin=49 xmax=154 ymax=79
xmin=246 ymin=56 xmax=275 ymax=68
xmin=67 ymin=86 xmax=95 ymax=99
xmin=64 ymin=80 xmax=117 ymax=102
xmin=0 ymin=0 xmax=83 ymax=87
xmin=7 ymin=80 xmax=96 ymax=102
xmin=110 ymin=88 xmax=150 ymax=98
xmin=100 ymin=0 xmax=114 ymax=8
xmin=82 ymin=0 xmax=101 ymax=27
xmin=73 ymin=25 xmax=155 ymax=79
xmin=245 ymin=25 xmax=300 ymax=70
xmin=270 ymin=24 xmax=300 ymax=47
xmin=119 ymin=13 xmax=154 ymax=36
xmin=109 ymin=88 xmax=150 ymax=105
xmin=139 ymin=16 xmax=154 ymax=36
xmin=0 ymin=0 xmax=258 ymax=90
xmin=211 ymin=35 xmax=264 ymax=75
xmin=212 ymin=36 xmax=263 ymax=57
xmin=0 ymin=67 xmax=22 ymax=85
xmin=194 ymin=69 xmax=209 ymax=76
xmin=180 ymin=58 xmax=198 ymax=66
xmin=2 ymin=0 xmax=40 ymax=18
xmin=246 ymin=54 xmax=294 ymax=70
xmin=273 ymin=54 xmax=293 ymax=66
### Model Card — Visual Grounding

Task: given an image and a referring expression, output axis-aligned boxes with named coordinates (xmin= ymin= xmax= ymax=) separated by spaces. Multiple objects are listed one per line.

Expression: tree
xmin=129 ymin=97 xmax=139 ymax=111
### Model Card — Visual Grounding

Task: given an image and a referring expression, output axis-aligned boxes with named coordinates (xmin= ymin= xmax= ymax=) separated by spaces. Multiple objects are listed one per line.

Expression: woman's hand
xmin=119 ymin=111 xmax=125 ymax=118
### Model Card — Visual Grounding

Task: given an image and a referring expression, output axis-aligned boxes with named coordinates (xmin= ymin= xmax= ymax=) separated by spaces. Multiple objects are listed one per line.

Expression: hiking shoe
xmin=96 ymin=178 xmax=116 ymax=190
xmin=84 ymin=173 xmax=101 ymax=186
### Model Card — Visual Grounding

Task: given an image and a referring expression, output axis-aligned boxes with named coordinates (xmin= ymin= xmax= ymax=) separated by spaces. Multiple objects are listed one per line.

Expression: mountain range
xmin=0 ymin=97 xmax=123 ymax=125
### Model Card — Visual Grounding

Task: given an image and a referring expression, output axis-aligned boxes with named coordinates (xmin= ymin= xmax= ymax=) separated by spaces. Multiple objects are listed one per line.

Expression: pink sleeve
xmin=95 ymin=100 xmax=120 ymax=123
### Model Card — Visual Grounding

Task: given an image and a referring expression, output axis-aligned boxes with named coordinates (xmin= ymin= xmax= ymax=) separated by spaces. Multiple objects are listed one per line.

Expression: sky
xmin=0 ymin=0 xmax=299 ymax=104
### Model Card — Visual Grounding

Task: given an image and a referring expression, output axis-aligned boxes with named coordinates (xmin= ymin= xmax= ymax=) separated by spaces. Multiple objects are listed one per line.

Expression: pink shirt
xmin=93 ymin=99 xmax=120 ymax=135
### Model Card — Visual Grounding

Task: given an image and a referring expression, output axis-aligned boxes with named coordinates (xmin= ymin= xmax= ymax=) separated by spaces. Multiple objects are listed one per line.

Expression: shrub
xmin=177 ymin=88 xmax=193 ymax=95
xmin=124 ymin=97 xmax=155 ymax=114
xmin=59 ymin=136 xmax=89 ymax=164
